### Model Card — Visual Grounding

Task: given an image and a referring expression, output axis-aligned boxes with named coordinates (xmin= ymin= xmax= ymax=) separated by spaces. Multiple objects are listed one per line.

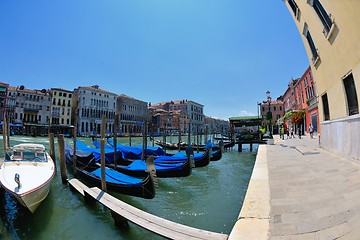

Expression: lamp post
xmin=266 ymin=90 xmax=273 ymax=138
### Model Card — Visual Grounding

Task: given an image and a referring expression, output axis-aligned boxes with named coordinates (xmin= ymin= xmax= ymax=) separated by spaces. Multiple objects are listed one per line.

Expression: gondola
xmin=92 ymin=139 xmax=210 ymax=168
xmin=223 ymin=140 xmax=235 ymax=149
xmin=109 ymin=148 xmax=193 ymax=178
xmin=106 ymin=138 xmax=165 ymax=158
xmin=155 ymin=148 xmax=210 ymax=168
xmin=155 ymin=141 xmax=224 ymax=161
xmin=92 ymin=139 xmax=193 ymax=177
xmin=64 ymin=143 xmax=156 ymax=199
xmin=152 ymin=138 xmax=221 ymax=151
xmin=210 ymin=141 xmax=224 ymax=161
xmin=92 ymin=140 xmax=193 ymax=178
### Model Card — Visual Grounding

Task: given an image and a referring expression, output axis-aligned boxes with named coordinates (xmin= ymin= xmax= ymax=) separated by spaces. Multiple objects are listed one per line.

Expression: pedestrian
xmin=286 ymin=127 xmax=289 ymax=139
xmin=290 ymin=127 xmax=294 ymax=138
xmin=309 ymin=124 xmax=314 ymax=138
xmin=281 ymin=126 xmax=285 ymax=140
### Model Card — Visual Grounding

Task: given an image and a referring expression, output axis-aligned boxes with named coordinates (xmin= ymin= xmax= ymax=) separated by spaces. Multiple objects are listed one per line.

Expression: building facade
xmin=0 ymin=83 xmax=9 ymax=123
xmin=117 ymin=94 xmax=148 ymax=136
xmin=6 ymin=85 xmax=51 ymax=136
xmin=205 ymin=116 xmax=229 ymax=135
xmin=260 ymin=98 xmax=285 ymax=134
xmin=50 ymin=88 xmax=73 ymax=126
xmin=148 ymin=106 xmax=190 ymax=137
xmin=151 ymin=100 xmax=205 ymax=135
xmin=75 ymin=85 xmax=117 ymax=137
xmin=284 ymin=0 xmax=360 ymax=161
xmin=294 ymin=66 xmax=319 ymax=134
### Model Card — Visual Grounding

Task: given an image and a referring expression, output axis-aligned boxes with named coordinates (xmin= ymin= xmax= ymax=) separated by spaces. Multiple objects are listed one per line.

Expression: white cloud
xmin=238 ymin=110 xmax=256 ymax=116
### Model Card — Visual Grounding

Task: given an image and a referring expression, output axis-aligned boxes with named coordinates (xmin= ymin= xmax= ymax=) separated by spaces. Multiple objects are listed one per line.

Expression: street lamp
xmin=266 ymin=90 xmax=273 ymax=138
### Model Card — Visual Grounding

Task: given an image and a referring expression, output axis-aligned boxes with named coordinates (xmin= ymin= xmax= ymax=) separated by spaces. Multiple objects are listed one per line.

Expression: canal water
xmin=0 ymin=135 xmax=256 ymax=240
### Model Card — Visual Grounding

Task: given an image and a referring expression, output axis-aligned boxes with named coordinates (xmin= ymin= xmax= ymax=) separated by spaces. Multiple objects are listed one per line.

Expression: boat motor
xmin=14 ymin=173 xmax=21 ymax=189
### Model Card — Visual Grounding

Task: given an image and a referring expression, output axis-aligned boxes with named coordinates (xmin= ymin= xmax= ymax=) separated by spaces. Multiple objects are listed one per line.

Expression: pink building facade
xmin=294 ymin=67 xmax=320 ymax=134
xmin=260 ymin=99 xmax=285 ymax=134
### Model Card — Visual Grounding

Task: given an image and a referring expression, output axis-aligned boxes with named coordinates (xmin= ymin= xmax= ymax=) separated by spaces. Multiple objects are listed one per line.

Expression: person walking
xmin=290 ymin=127 xmax=294 ymax=138
xmin=286 ymin=127 xmax=289 ymax=139
xmin=309 ymin=124 xmax=314 ymax=138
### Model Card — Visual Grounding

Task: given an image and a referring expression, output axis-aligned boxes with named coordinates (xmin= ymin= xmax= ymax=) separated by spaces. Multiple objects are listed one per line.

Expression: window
xmin=322 ymin=93 xmax=330 ymax=120
xmin=343 ymin=73 xmax=359 ymax=116
xmin=288 ymin=0 xmax=299 ymax=19
xmin=303 ymin=23 xmax=319 ymax=64
xmin=309 ymin=0 xmax=333 ymax=36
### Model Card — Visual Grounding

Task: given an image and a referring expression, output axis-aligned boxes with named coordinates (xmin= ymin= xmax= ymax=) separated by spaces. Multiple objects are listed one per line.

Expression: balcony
xmin=307 ymin=96 xmax=318 ymax=111
xmin=24 ymin=107 xmax=39 ymax=113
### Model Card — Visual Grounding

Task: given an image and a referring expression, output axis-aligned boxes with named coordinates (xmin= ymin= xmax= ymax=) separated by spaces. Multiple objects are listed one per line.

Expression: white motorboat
xmin=0 ymin=143 xmax=56 ymax=213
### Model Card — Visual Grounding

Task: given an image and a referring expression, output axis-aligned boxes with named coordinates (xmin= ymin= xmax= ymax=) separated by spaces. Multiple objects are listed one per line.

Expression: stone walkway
xmin=229 ymin=134 xmax=360 ymax=239
xmin=268 ymin=135 xmax=360 ymax=239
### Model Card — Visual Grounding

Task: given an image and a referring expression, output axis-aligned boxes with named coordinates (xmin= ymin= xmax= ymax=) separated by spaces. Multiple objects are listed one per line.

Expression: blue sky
xmin=0 ymin=0 xmax=309 ymax=120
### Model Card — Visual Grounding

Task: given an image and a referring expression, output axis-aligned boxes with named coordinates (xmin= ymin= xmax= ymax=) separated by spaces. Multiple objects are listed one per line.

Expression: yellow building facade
xmin=284 ymin=1 xmax=360 ymax=161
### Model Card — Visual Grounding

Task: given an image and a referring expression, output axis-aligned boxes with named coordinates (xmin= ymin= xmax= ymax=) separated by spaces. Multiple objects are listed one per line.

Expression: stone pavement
xmin=229 ymin=134 xmax=360 ymax=240
xmin=269 ymin=134 xmax=360 ymax=239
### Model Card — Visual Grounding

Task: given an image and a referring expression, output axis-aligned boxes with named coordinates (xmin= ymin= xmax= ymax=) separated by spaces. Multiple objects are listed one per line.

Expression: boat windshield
xmin=35 ymin=152 xmax=47 ymax=162
xmin=7 ymin=150 xmax=48 ymax=162
xmin=23 ymin=151 xmax=35 ymax=160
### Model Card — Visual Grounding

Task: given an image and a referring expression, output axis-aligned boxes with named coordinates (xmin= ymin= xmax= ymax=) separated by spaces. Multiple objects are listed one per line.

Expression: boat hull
xmin=112 ymin=157 xmax=192 ymax=178
xmin=12 ymin=178 xmax=53 ymax=213
xmin=75 ymin=168 xmax=156 ymax=199
xmin=0 ymin=146 xmax=55 ymax=213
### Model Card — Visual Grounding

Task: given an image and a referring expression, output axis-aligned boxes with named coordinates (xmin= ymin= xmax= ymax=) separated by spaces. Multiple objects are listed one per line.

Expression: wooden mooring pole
xmin=3 ymin=118 xmax=7 ymax=157
xmin=49 ymin=133 xmax=56 ymax=168
xmin=237 ymin=142 xmax=253 ymax=152
xmin=100 ymin=115 xmax=107 ymax=192
xmin=113 ymin=114 xmax=119 ymax=169
xmin=111 ymin=210 xmax=129 ymax=229
xmin=129 ymin=125 xmax=132 ymax=146
xmin=58 ymin=134 xmax=67 ymax=183
xmin=238 ymin=143 xmax=242 ymax=152
xmin=6 ymin=118 xmax=10 ymax=148
xmin=73 ymin=97 xmax=79 ymax=177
